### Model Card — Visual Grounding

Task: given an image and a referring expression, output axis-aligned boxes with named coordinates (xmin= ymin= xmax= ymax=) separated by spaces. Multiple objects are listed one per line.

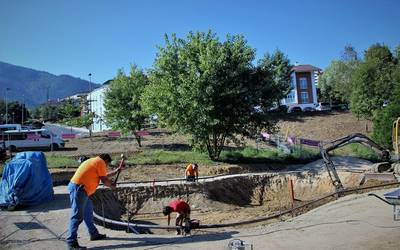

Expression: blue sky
xmin=1 ymin=0 xmax=399 ymax=84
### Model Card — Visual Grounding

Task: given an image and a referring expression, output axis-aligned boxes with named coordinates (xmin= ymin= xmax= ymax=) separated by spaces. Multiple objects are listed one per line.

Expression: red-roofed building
xmin=281 ymin=64 xmax=322 ymax=111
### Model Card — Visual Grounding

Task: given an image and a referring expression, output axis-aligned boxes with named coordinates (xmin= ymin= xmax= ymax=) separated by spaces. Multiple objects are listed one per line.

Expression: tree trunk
xmin=206 ymin=132 xmax=226 ymax=160
xmin=134 ymin=133 xmax=142 ymax=147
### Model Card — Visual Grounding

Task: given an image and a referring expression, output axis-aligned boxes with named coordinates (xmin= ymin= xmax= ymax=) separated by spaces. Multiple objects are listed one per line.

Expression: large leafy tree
xmin=319 ymin=45 xmax=359 ymax=103
xmin=373 ymin=53 xmax=400 ymax=147
xmin=141 ymin=31 xmax=290 ymax=160
xmin=104 ymin=65 xmax=148 ymax=147
xmin=351 ymin=43 xmax=396 ymax=119
xmin=258 ymin=50 xmax=292 ymax=105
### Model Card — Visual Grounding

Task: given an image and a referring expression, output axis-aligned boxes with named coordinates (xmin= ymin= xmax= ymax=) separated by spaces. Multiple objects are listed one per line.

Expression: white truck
xmin=1 ymin=129 xmax=65 ymax=151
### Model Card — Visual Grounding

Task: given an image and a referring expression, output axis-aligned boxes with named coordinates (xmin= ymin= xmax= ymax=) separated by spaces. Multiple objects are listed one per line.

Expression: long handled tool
xmin=113 ymin=154 xmax=126 ymax=185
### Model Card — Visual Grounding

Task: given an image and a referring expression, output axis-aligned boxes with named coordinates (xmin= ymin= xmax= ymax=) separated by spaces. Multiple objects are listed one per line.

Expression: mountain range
xmin=0 ymin=61 xmax=101 ymax=107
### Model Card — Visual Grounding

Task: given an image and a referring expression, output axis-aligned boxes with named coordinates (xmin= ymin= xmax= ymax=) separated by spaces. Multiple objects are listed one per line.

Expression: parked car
xmin=288 ymin=106 xmax=302 ymax=113
xmin=331 ymin=103 xmax=349 ymax=110
xmin=303 ymin=107 xmax=316 ymax=112
xmin=269 ymin=105 xmax=288 ymax=113
xmin=1 ymin=129 xmax=65 ymax=151
xmin=316 ymin=102 xmax=331 ymax=111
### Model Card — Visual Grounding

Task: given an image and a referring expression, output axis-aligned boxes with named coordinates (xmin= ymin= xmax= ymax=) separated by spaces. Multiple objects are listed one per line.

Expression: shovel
xmin=113 ymin=154 xmax=126 ymax=186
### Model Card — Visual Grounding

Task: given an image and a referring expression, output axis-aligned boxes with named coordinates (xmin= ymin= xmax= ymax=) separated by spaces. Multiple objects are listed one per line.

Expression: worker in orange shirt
xmin=66 ymin=154 xmax=123 ymax=250
xmin=185 ymin=163 xmax=198 ymax=182
xmin=163 ymin=199 xmax=191 ymax=235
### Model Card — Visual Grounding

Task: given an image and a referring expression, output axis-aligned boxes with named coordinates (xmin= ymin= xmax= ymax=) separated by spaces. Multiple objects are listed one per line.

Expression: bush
xmin=372 ymin=89 xmax=400 ymax=149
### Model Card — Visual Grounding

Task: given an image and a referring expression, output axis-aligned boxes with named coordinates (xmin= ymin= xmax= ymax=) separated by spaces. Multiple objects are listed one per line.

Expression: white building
xmin=87 ymin=81 xmax=111 ymax=132
xmin=281 ymin=64 xmax=321 ymax=111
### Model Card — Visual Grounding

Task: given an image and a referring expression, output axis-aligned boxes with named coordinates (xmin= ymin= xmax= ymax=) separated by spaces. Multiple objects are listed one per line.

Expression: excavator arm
xmin=320 ymin=133 xmax=391 ymax=192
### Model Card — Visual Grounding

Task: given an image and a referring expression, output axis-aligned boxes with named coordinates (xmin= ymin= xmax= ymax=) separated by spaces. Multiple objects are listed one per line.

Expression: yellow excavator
xmin=320 ymin=117 xmax=400 ymax=192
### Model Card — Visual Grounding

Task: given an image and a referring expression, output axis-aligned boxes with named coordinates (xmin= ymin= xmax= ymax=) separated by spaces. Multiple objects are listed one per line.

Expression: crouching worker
xmin=163 ymin=200 xmax=191 ymax=235
xmin=185 ymin=163 xmax=198 ymax=182
xmin=66 ymin=154 xmax=122 ymax=250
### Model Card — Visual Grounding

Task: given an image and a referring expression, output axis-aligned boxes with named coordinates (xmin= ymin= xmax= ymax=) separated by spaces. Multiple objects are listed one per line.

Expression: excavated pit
xmin=91 ymin=168 xmax=379 ymax=234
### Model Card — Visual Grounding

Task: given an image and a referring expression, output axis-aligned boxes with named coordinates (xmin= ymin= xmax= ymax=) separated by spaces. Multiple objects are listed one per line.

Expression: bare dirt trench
xmin=90 ymin=157 xmax=393 ymax=234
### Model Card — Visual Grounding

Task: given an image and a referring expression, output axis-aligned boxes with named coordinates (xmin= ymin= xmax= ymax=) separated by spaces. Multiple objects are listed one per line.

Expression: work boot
xmin=90 ymin=233 xmax=107 ymax=241
xmin=67 ymin=242 xmax=87 ymax=250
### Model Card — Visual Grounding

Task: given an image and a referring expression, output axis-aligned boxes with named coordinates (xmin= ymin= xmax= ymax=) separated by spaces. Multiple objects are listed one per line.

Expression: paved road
xmin=1 ymin=186 xmax=399 ymax=250
xmin=44 ymin=123 xmax=89 ymax=138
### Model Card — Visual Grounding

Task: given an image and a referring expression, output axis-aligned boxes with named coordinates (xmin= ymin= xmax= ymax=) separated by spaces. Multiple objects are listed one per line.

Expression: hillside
xmin=276 ymin=111 xmax=373 ymax=142
xmin=0 ymin=61 xmax=101 ymax=107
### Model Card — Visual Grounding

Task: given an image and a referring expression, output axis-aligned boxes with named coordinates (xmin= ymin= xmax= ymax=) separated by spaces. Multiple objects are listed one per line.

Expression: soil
xmin=90 ymin=156 xmax=382 ymax=235
xmin=276 ymin=111 xmax=372 ymax=142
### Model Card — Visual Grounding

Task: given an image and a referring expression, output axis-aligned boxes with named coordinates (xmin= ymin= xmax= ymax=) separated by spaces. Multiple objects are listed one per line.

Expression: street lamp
xmin=21 ymin=95 xmax=25 ymax=125
xmin=88 ymin=73 xmax=92 ymax=137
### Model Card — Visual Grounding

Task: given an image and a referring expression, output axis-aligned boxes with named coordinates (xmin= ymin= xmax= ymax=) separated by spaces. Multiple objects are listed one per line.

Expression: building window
xmin=286 ymin=92 xmax=295 ymax=104
xmin=300 ymin=92 xmax=309 ymax=103
xmin=299 ymin=77 xmax=308 ymax=90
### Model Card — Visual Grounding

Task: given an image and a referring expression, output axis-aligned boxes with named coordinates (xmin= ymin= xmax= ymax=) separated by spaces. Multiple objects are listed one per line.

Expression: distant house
xmin=281 ymin=64 xmax=322 ymax=111
xmin=87 ymin=80 xmax=112 ymax=132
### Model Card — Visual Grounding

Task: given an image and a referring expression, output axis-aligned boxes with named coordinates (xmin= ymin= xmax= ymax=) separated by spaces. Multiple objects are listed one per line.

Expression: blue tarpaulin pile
xmin=0 ymin=152 xmax=54 ymax=209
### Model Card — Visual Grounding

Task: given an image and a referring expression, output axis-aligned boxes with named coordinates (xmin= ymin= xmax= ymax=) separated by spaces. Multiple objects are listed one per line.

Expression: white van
xmin=1 ymin=129 xmax=65 ymax=151
xmin=0 ymin=124 xmax=22 ymax=132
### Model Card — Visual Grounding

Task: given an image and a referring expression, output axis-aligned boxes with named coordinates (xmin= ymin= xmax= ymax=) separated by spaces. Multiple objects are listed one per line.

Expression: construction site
xmin=1 ymin=112 xmax=400 ymax=250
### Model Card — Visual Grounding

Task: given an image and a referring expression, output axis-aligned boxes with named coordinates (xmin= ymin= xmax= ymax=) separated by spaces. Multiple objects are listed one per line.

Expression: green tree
xmin=351 ymin=44 xmax=395 ymax=119
xmin=61 ymin=99 xmax=81 ymax=120
xmin=258 ymin=50 xmax=292 ymax=106
xmin=341 ymin=44 xmax=358 ymax=62
xmin=0 ymin=101 xmax=30 ymax=124
xmin=141 ymin=31 xmax=290 ymax=160
xmin=104 ymin=65 xmax=148 ymax=147
xmin=319 ymin=60 xmax=359 ymax=103
xmin=75 ymin=112 xmax=95 ymax=130
xmin=372 ymin=86 xmax=400 ymax=148
xmin=319 ymin=45 xmax=359 ymax=103
xmin=39 ymin=104 xmax=63 ymax=122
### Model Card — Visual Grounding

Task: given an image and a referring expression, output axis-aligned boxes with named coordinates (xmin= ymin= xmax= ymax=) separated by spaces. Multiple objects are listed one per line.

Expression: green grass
xmin=127 ymin=150 xmax=214 ymax=165
xmin=219 ymin=146 xmax=320 ymax=164
xmin=0 ymin=144 xmax=378 ymax=175
xmin=126 ymin=146 xmax=321 ymax=166
xmin=46 ymin=155 xmax=79 ymax=168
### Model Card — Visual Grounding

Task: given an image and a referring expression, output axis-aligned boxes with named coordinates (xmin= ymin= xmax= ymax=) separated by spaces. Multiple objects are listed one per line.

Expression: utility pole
xmin=88 ymin=73 xmax=92 ymax=137
xmin=21 ymin=95 xmax=25 ymax=125
xmin=46 ymin=86 xmax=50 ymax=103
xmin=5 ymin=88 xmax=10 ymax=124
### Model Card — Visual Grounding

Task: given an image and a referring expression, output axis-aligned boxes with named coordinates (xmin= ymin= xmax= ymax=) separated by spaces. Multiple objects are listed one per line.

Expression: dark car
xmin=288 ymin=106 xmax=302 ymax=113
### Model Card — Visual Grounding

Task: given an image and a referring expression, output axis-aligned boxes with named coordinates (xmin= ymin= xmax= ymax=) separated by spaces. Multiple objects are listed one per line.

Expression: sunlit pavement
xmin=1 ymin=186 xmax=399 ymax=250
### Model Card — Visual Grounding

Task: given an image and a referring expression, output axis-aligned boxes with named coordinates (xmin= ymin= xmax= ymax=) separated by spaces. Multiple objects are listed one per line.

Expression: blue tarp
xmin=0 ymin=152 xmax=54 ymax=208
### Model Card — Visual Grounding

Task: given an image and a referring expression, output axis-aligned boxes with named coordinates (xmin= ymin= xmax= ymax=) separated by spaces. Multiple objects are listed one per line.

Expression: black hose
xmin=93 ymin=181 xmax=400 ymax=231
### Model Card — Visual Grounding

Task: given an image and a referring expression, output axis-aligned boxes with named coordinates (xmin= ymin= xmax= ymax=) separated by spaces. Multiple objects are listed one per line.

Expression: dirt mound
xmin=277 ymin=111 xmax=372 ymax=142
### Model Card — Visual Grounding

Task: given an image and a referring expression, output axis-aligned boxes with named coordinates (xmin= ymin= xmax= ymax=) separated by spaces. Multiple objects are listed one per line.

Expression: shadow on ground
xmin=145 ymin=143 xmax=192 ymax=151
xmin=91 ymin=230 xmax=238 ymax=249
xmin=28 ymin=193 xmax=70 ymax=212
